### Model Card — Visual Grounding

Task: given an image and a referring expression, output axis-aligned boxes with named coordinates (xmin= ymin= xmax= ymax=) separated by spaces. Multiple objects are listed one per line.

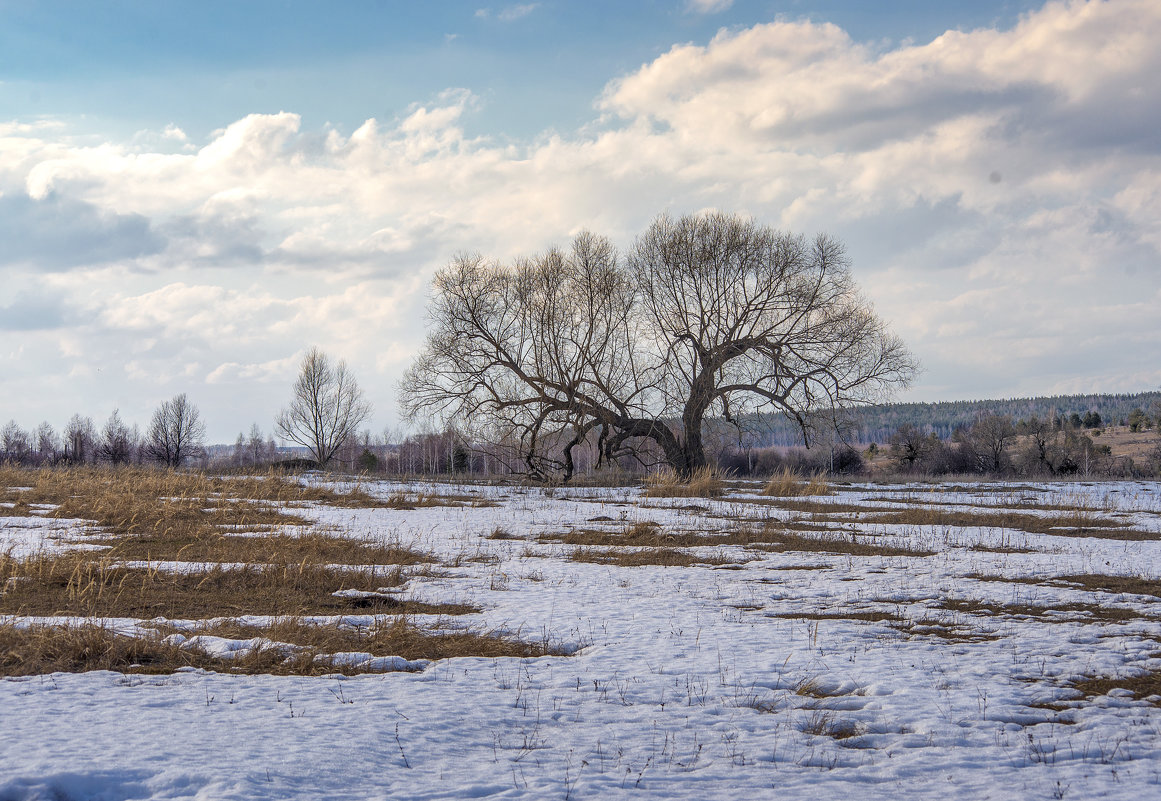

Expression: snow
xmin=0 ymin=513 xmax=99 ymax=559
xmin=2 ymin=478 xmax=1161 ymax=799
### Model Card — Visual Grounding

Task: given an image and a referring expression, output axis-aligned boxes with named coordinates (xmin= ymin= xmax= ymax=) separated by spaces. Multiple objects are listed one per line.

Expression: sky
xmin=1 ymin=0 xmax=1158 ymax=443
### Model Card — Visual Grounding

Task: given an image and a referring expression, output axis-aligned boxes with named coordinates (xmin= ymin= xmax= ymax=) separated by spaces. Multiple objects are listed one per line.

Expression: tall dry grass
xmin=761 ymin=468 xmax=831 ymax=497
xmin=0 ymin=550 xmax=470 ymax=619
xmin=643 ymin=467 xmax=725 ymax=498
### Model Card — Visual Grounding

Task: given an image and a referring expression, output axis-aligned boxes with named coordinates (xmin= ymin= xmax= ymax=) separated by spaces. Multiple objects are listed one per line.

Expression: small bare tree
xmin=98 ymin=409 xmax=134 ymax=465
xmin=33 ymin=422 xmax=59 ymax=465
xmin=1 ymin=421 xmax=31 ymax=465
xmin=63 ymin=414 xmax=97 ymax=464
xmin=402 ymin=211 xmax=917 ymax=481
xmin=246 ymin=423 xmax=267 ymax=464
xmin=275 ymin=348 xmax=372 ymax=467
xmin=146 ymin=394 xmax=207 ymax=468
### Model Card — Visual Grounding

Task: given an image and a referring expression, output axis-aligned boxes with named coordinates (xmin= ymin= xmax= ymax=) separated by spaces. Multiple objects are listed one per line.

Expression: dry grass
xmin=768 ymin=605 xmax=994 ymax=642
xmin=540 ymin=521 xmax=931 ymax=557
xmin=542 ymin=521 xmax=717 ymax=548
xmin=967 ymin=543 xmax=1040 ymax=554
xmin=0 ymin=551 xmax=472 ymax=619
xmin=968 ymin=572 xmax=1161 ymax=598
xmin=937 ymin=597 xmax=1147 ymax=624
xmin=747 ymin=524 xmax=936 ymax=557
xmin=567 ymin=547 xmax=739 ymax=567
xmin=0 ymin=467 xmax=397 ymax=552
xmin=761 ymin=468 xmax=831 ymax=497
xmin=91 ymin=530 xmax=433 ymax=566
xmin=0 ymin=616 xmax=564 ymax=677
xmin=382 ymin=490 xmax=497 ymax=509
xmin=1048 ymin=574 xmax=1161 ymax=598
xmin=165 ymin=616 xmax=562 ymax=662
xmin=770 ymin=610 xmax=903 ymax=623
xmin=1068 ymin=669 xmax=1161 ymax=706
xmin=643 ymin=467 xmax=725 ymax=498
xmin=888 ymin=619 xmax=1000 ymax=643
xmin=864 ymin=507 xmax=1152 ymax=540
xmin=799 ymin=711 xmax=867 ymax=741
xmin=0 ymin=465 xmax=391 ymax=517
xmin=733 ymin=494 xmax=1156 ymax=541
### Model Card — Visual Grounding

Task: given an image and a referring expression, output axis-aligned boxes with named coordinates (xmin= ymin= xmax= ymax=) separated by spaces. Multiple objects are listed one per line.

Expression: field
xmin=2 ymin=469 xmax=1161 ymax=799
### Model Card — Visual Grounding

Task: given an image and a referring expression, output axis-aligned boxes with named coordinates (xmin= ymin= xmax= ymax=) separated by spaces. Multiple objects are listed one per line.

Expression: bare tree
xmin=1 ymin=421 xmax=31 ymax=465
xmin=63 ymin=414 xmax=97 ymax=464
xmin=33 ymin=422 xmax=59 ymax=465
xmin=275 ymin=348 xmax=372 ymax=467
xmin=889 ymin=424 xmax=938 ymax=471
xmin=246 ymin=423 xmax=267 ymax=464
xmin=967 ymin=414 xmax=1017 ymax=474
xmin=146 ymin=394 xmax=207 ymax=468
xmin=402 ymin=212 xmax=917 ymax=481
xmin=98 ymin=409 xmax=134 ymax=465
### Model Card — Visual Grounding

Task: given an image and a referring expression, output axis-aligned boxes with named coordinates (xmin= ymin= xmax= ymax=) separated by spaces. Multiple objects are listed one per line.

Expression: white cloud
xmin=475 ymin=4 xmax=539 ymax=22
xmin=1 ymin=0 xmax=1159 ymax=437
xmin=498 ymin=4 xmax=539 ymax=22
xmin=685 ymin=0 xmax=734 ymax=14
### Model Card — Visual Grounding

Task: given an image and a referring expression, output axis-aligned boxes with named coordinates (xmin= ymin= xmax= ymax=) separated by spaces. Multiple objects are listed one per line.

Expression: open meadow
xmin=2 ymin=468 xmax=1161 ymax=799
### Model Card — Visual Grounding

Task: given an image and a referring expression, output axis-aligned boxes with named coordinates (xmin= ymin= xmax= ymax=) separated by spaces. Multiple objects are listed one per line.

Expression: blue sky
xmin=1 ymin=0 xmax=1158 ymax=442
xmin=2 ymin=1 xmax=1043 ymax=139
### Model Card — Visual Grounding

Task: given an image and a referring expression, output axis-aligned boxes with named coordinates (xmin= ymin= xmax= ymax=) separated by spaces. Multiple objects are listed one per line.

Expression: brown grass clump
xmin=94 ymin=530 xmax=432 ymax=566
xmin=567 ymin=547 xmax=739 ymax=567
xmin=542 ymin=521 xmax=934 ymax=557
xmin=0 ymin=551 xmax=472 ymax=619
xmin=1068 ymin=669 xmax=1161 ymax=706
xmin=968 ymin=572 xmax=1161 ymax=598
xmin=1048 ymin=574 xmax=1161 ymax=598
xmin=865 ymin=507 xmax=1151 ymax=540
xmin=762 ymin=468 xmax=831 ymax=498
xmin=799 ymin=711 xmax=867 ymax=741
xmin=643 ymin=467 xmax=725 ymax=498
xmin=770 ymin=610 xmax=903 ymax=623
xmin=0 ymin=617 xmax=566 ymax=677
xmin=937 ymin=597 xmax=1146 ymax=624
xmin=177 ymin=616 xmax=565 ymax=662
xmin=543 ymin=521 xmax=693 ymax=547
xmin=748 ymin=524 xmax=936 ymax=557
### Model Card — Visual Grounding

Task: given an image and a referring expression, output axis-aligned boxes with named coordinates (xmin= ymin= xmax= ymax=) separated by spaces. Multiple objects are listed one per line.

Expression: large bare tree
xmin=402 ymin=211 xmax=917 ymax=481
xmin=275 ymin=348 xmax=372 ymax=467
xmin=146 ymin=393 xmax=207 ymax=468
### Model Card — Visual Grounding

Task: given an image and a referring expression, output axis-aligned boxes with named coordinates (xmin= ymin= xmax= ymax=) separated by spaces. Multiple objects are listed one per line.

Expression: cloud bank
xmin=1 ymin=0 xmax=1158 ymax=438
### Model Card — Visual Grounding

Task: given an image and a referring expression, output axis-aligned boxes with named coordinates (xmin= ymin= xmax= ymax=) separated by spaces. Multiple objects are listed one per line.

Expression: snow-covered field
xmin=3 ymin=478 xmax=1161 ymax=800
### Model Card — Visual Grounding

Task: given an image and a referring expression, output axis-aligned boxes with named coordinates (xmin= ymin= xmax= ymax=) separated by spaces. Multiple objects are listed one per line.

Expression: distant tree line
xmin=4 ymin=358 xmax=1157 ymax=479
xmin=728 ymin=391 xmax=1161 ymax=447
xmin=1 ymin=394 xmax=216 ymax=469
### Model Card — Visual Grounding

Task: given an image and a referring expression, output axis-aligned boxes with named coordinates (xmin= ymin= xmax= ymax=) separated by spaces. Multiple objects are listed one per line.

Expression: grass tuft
xmin=643 ymin=467 xmax=724 ymax=498
xmin=762 ymin=468 xmax=831 ymax=497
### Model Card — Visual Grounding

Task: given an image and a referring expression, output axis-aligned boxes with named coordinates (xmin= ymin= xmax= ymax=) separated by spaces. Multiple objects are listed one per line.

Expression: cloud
xmin=0 ymin=289 xmax=74 ymax=331
xmin=0 ymin=0 xmax=1159 ymax=436
xmin=498 ymin=4 xmax=539 ymax=21
xmin=685 ymin=0 xmax=734 ymax=13
xmin=0 ymin=193 xmax=165 ymax=271
xmin=475 ymin=4 xmax=539 ymax=22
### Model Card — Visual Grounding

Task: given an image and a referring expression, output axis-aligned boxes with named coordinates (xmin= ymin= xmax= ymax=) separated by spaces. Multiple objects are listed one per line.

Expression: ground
xmin=2 ymin=472 xmax=1160 ymax=800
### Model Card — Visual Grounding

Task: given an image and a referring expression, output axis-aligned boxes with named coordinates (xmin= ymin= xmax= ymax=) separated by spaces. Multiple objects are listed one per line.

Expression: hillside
xmin=744 ymin=390 xmax=1161 ymax=447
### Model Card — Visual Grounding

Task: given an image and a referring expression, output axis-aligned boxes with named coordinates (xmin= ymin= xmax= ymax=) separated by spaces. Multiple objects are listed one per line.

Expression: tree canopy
xmin=402 ymin=211 xmax=917 ymax=481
